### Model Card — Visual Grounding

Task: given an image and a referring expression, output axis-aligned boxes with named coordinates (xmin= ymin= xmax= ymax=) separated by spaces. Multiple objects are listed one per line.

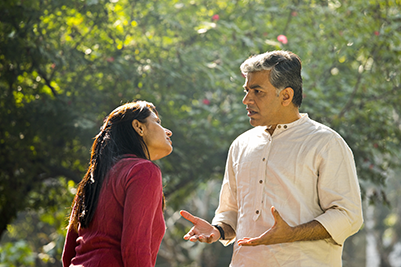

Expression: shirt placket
xmin=253 ymin=134 xmax=272 ymax=221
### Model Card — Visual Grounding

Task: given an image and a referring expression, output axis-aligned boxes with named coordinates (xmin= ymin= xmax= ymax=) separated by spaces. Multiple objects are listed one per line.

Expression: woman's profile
xmin=62 ymin=100 xmax=173 ymax=266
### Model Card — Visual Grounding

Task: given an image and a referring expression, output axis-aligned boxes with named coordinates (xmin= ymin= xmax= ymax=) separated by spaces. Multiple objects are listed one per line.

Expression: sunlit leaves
xmin=1 ymin=0 xmax=401 ymax=265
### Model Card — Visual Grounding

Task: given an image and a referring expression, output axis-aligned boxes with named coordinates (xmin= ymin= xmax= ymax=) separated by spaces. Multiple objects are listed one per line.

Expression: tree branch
xmin=337 ymin=72 xmax=363 ymax=119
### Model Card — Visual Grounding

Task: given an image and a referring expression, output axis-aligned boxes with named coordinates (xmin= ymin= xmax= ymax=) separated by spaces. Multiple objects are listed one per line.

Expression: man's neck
xmin=265 ymin=125 xmax=276 ymax=135
xmin=265 ymin=111 xmax=301 ymax=135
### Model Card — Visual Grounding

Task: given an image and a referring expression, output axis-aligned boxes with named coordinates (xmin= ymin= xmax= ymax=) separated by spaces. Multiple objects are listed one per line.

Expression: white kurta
xmin=212 ymin=114 xmax=363 ymax=267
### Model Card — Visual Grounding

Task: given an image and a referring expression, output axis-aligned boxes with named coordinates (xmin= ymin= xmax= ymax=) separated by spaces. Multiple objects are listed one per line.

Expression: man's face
xmin=242 ymin=70 xmax=283 ymax=127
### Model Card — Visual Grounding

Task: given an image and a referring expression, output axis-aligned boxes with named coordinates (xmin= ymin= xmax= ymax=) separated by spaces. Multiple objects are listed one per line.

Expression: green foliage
xmin=0 ymin=241 xmax=35 ymax=267
xmin=0 ymin=177 xmax=74 ymax=266
xmin=1 ymin=0 xmax=401 ymax=266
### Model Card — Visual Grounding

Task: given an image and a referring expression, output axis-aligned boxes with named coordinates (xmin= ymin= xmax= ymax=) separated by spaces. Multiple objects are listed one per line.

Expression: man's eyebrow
xmin=243 ymin=84 xmax=263 ymax=89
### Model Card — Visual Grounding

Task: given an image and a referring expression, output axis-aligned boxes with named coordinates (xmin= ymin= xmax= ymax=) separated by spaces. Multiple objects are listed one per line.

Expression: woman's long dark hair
xmin=68 ymin=101 xmax=159 ymax=232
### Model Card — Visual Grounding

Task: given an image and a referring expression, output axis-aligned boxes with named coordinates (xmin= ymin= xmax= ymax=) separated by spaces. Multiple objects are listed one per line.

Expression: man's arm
xmin=216 ymin=222 xmax=236 ymax=241
xmin=313 ymin=136 xmax=363 ymax=245
xmin=237 ymin=206 xmax=331 ymax=246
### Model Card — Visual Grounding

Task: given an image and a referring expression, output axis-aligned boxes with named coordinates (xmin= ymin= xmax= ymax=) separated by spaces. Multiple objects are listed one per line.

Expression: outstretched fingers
xmin=183 ymin=229 xmax=216 ymax=243
xmin=238 ymin=206 xmax=283 ymax=247
xmin=238 ymin=237 xmax=261 ymax=246
xmin=180 ymin=210 xmax=198 ymax=224
xmin=180 ymin=210 xmax=218 ymax=243
xmin=183 ymin=228 xmax=196 ymax=241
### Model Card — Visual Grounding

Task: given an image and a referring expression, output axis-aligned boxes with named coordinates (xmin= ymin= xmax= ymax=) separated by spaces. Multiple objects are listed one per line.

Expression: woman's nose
xmin=165 ymin=128 xmax=172 ymax=136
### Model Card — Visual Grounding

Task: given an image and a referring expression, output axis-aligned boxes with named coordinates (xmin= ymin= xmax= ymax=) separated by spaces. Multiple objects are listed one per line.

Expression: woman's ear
xmin=280 ymin=87 xmax=294 ymax=107
xmin=132 ymin=119 xmax=145 ymax=136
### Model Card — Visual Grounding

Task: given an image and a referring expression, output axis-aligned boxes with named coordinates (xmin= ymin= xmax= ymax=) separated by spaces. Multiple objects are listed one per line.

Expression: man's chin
xmin=249 ymin=118 xmax=261 ymax=127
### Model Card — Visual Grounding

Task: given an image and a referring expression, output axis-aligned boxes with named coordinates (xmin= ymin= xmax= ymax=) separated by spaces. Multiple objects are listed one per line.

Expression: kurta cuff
xmin=315 ymin=208 xmax=361 ymax=245
xmin=212 ymin=211 xmax=237 ymax=246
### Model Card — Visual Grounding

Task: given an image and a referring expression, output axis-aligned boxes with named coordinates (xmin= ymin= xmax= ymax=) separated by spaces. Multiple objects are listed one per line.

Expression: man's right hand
xmin=180 ymin=210 xmax=220 ymax=244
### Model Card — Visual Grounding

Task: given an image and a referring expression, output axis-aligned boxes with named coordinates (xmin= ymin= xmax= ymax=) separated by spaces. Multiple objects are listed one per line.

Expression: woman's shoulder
xmin=113 ymin=156 xmax=161 ymax=182
xmin=105 ymin=156 xmax=161 ymax=190
xmin=114 ymin=155 xmax=158 ymax=169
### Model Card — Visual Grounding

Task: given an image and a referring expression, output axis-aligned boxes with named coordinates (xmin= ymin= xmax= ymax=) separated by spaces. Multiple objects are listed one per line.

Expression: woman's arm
xmin=121 ymin=162 xmax=164 ymax=267
xmin=61 ymin=227 xmax=78 ymax=267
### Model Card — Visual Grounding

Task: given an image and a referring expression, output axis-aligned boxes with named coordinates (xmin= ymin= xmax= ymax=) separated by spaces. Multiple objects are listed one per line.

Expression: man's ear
xmin=132 ymin=119 xmax=145 ymax=136
xmin=280 ymin=87 xmax=294 ymax=107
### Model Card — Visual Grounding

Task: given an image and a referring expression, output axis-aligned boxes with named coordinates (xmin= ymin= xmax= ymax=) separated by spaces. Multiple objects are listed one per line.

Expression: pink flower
xmin=291 ymin=11 xmax=298 ymax=17
xmin=202 ymin=99 xmax=210 ymax=105
xmin=374 ymin=31 xmax=380 ymax=36
xmin=106 ymin=57 xmax=115 ymax=62
xmin=277 ymin=34 xmax=288 ymax=44
xmin=51 ymin=63 xmax=56 ymax=69
xmin=212 ymin=14 xmax=220 ymax=21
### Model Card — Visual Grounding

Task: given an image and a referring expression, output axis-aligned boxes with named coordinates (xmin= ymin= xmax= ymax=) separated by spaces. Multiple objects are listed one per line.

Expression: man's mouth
xmin=246 ymin=108 xmax=257 ymax=116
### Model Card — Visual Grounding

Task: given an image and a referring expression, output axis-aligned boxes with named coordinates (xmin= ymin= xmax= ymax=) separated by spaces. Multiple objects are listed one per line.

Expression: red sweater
xmin=62 ymin=156 xmax=166 ymax=267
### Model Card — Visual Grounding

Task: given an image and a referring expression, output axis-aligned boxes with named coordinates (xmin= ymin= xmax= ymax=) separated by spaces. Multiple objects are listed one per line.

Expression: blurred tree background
xmin=1 ymin=0 xmax=400 ymax=266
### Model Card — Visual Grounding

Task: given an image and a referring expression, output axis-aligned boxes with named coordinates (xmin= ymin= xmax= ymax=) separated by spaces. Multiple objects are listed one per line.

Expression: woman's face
xmin=138 ymin=111 xmax=173 ymax=161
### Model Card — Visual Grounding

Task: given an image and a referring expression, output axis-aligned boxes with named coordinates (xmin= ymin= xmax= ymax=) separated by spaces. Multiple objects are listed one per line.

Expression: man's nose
xmin=242 ymin=92 xmax=252 ymax=105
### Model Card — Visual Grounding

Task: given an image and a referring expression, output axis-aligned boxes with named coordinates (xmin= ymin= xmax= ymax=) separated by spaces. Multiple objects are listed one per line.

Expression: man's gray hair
xmin=240 ymin=50 xmax=303 ymax=107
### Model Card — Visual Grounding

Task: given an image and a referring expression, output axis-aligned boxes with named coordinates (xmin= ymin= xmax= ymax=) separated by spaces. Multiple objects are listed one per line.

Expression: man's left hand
xmin=237 ymin=206 xmax=294 ymax=246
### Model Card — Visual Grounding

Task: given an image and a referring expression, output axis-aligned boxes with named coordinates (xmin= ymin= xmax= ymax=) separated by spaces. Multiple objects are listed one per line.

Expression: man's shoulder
xmin=303 ymin=117 xmax=341 ymax=137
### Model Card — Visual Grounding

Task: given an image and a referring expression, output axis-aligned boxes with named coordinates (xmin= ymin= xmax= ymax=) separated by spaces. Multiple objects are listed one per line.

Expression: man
xmin=181 ymin=50 xmax=363 ymax=266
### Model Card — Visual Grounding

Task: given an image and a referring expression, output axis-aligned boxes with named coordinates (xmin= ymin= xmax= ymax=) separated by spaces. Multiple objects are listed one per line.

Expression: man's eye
xmin=255 ymin=90 xmax=260 ymax=94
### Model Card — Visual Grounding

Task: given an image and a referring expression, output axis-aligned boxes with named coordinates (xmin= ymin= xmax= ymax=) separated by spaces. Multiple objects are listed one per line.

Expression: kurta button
xmin=278 ymin=125 xmax=281 ymax=128
xmin=259 ymin=180 xmax=263 ymax=184
xmin=262 ymin=158 xmax=266 ymax=161
xmin=284 ymin=125 xmax=288 ymax=129
xmin=256 ymin=210 xmax=259 ymax=214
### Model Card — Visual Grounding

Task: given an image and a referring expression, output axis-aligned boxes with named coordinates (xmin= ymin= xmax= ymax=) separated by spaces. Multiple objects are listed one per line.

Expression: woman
xmin=62 ymin=101 xmax=173 ymax=267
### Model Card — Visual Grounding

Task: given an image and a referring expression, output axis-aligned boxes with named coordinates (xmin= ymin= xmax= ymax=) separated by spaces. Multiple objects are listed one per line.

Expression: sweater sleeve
xmin=120 ymin=161 xmax=163 ymax=267
xmin=61 ymin=227 xmax=78 ymax=267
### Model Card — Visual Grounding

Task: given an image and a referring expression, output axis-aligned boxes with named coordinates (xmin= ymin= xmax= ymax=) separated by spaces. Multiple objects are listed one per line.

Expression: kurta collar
xmin=262 ymin=113 xmax=309 ymax=137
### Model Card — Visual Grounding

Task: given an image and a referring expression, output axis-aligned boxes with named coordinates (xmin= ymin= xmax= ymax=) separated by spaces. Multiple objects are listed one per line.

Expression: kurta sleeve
xmin=314 ymin=135 xmax=363 ymax=245
xmin=120 ymin=162 xmax=164 ymax=267
xmin=212 ymin=144 xmax=238 ymax=246
xmin=61 ymin=227 xmax=78 ymax=267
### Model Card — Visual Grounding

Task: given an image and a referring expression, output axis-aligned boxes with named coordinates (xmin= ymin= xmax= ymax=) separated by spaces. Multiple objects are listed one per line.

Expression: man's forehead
xmin=243 ymin=70 xmax=271 ymax=87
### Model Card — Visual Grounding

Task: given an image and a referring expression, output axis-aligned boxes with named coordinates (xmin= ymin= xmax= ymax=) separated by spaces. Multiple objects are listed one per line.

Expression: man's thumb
xmin=271 ymin=206 xmax=280 ymax=220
